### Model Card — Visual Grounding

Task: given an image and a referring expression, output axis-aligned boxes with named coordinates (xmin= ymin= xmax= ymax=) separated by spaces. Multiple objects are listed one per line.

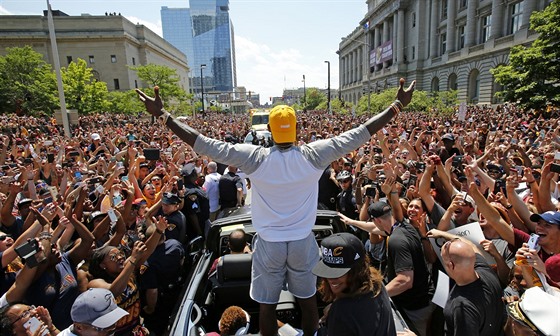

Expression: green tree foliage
xmin=129 ymin=64 xmax=188 ymax=110
xmin=491 ymin=0 xmax=560 ymax=109
xmin=106 ymin=90 xmax=145 ymax=114
xmin=356 ymin=88 xmax=457 ymax=115
xmin=304 ymin=88 xmax=327 ymax=110
xmin=62 ymin=59 xmax=109 ymax=114
xmin=0 ymin=46 xmax=58 ymax=115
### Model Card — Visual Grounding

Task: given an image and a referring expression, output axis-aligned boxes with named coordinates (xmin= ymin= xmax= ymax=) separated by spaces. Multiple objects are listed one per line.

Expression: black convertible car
xmin=167 ymin=208 xmax=408 ymax=335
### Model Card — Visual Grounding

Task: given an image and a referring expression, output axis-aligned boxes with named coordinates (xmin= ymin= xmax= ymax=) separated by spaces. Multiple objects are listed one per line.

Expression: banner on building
xmin=375 ymin=40 xmax=393 ymax=64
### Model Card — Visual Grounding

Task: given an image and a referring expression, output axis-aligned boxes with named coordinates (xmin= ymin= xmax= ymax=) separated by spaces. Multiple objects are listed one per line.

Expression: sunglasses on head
xmin=0 ymin=234 xmax=12 ymax=241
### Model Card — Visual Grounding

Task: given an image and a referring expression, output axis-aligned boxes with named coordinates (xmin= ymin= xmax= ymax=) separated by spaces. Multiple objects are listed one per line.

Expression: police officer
xmin=139 ymin=225 xmax=185 ymax=335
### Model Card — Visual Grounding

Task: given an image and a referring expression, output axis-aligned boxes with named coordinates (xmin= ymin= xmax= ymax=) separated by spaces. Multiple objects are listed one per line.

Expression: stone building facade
xmin=338 ymin=0 xmax=551 ymax=107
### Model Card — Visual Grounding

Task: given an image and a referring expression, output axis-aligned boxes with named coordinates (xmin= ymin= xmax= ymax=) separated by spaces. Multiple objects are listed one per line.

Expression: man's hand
xmin=136 ymin=86 xmax=164 ymax=118
xmin=396 ymin=78 xmax=416 ymax=108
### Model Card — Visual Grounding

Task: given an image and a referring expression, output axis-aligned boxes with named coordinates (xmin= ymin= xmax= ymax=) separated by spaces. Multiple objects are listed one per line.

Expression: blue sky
xmin=0 ymin=0 xmax=366 ymax=103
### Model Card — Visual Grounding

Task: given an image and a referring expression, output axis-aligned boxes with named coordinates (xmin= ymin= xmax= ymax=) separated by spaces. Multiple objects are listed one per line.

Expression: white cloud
xmin=235 ymin=35 xmax=335 ymax=104
xmin=124 ymin=15 xmax=163 ymax=37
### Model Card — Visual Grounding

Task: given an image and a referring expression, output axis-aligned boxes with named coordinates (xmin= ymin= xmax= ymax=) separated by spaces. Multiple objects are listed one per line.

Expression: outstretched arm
xmin=136 ymin=87 xmax=200 ymax=146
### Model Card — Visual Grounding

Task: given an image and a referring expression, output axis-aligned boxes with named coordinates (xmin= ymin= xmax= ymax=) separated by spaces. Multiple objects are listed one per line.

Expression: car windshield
xmin=251 ymin=114 xmax=268 ymax=125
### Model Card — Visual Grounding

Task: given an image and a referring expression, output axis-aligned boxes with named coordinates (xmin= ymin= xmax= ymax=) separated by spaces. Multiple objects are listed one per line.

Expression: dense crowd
xmin=0 ymin=93 xmax=559 ymax=336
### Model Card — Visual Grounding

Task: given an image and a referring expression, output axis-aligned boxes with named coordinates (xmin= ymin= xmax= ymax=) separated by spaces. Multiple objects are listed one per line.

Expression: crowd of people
xmin=0 ymin=79 xmax=559 ymax=336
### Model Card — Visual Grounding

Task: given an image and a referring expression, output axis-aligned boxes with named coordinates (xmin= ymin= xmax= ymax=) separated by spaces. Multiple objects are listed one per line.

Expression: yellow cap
xmin=269 ymin=105 xmax=296 ymax=144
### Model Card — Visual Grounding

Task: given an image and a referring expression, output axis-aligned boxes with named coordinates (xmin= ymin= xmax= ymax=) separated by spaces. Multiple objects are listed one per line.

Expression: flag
xmin=363 ymin=20 xmax=370 ymax=31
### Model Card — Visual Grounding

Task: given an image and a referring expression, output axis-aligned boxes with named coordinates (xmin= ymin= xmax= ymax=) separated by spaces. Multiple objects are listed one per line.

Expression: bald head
xmin=446 ymin=240 xmax=476 ymax=268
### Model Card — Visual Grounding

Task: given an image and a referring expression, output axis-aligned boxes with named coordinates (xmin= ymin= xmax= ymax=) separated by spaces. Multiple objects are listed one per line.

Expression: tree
xmin=0 ymin=46 xmax=58 ymax=115
xmin=304 ymin=88 xmax=327 ymax=110
xmin=491 ymin=0 xmax=560 ymax=109
xmin=106 ymin=90 xmax=145 ymax=114
xmin=129 ymin=64 xmax=188 ymax=110
xmin=62 ymin=58 xmax=109 ymax=114
xmin=356 ymin=88 xmax=457 ymax=115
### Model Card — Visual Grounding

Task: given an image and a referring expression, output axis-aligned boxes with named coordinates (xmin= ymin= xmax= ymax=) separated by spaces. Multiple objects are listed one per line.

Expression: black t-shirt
xmin=443 ymin=255 xmax=505 ymax=336
xmin=219 ymin=172 xmax=242 ymax=208
xmin=318 ymin=167 xmax=340 ymax=211
xmin=326 ymin=287 xmax=396 ymax=336
xmin=386 ymin=220 xmax=434 ymax=310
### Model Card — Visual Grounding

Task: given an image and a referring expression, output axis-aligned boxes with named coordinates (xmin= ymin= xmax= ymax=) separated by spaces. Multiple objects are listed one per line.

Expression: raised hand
xmin=136 ymin=86 xmax=164 ymax=118
xmin=396 ymin=78 xmax=416 ymax=107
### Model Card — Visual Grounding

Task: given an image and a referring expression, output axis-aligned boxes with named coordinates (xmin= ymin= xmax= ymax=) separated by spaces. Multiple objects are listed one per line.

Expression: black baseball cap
xmin=312 ymin=233 xmax=365 ymax=279
xmin=368 ymin=201 xmax=392 ymax=218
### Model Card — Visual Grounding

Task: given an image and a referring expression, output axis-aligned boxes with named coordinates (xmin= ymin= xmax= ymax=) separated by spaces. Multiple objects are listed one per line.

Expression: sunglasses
xmin=341 ymin=178 xmax=352 ymax=183
xmin=0 ymin=234 xmax=12 ymax=241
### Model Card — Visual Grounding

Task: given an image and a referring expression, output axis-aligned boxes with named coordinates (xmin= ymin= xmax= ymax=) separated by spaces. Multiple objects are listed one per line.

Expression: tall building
xmin=0 ymin=11 xmax=189 ymax=92
xmin=162 ymin=0 xmax=237 ymax=96
xmin=338 ymin=0 xmax=552 ymax=106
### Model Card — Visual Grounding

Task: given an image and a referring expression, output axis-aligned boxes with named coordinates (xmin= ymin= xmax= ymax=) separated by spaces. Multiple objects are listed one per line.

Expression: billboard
xmin=375 ymin=40 xmax=393 ymax=65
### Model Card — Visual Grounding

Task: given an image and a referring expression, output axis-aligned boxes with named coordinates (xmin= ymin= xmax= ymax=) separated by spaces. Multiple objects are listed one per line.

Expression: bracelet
xmin=128 ymin=259 xmax=137 ymax=267
xmin=158 ymin=110 xmax=171 ymax=125
xmin=155 ymin=228 xmax=164 ymax=235
xmin=389 ymin=102 xmax=401 ymax=115
xmin=38 ymin=232 xmax=53 ymax=240
xmin=394 ymin=99 xmax=404 ymax=110
xmin=390 ymin=191 xmax=399 ymax=194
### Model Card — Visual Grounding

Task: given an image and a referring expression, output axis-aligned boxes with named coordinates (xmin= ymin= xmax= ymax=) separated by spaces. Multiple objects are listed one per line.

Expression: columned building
xmin=338 ymin=0 xmax=552 ymax=107
xmin=0 ymin=11 xmax=190 ymax=92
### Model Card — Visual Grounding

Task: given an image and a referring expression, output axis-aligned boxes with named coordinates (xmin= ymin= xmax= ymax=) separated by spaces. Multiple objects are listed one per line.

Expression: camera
xmin=15 ymin=239 xmax=41 ymax=268
xmin=415 ymin=162 xmax=426 ymax=172
xmin=365 ymin=186 xmax=377 ymax=198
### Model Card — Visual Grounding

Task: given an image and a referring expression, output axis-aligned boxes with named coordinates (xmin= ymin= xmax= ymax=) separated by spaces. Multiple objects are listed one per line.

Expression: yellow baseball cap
xmin=269 ymin=105 xmax=296 ymax=144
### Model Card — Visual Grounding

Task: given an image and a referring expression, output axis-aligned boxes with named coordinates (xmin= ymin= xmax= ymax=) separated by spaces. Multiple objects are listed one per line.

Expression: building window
xmin=111 ymin=55 xmax=117 ymax=63
xmin=66 ymin=56 xmax=72 ymax=64
xmin=412 ymin=46 xmax=416 ymax=60
xmin=458 ymin=25 xmax=465 ymax=49
xmin=511 ymin=2 xmax=523 ymax=34
xmin=114 ymin=79 xmax=120 ymax=90
xmin=482 ymin=14 xmax=492 ymax=42
xmin=89 ymin=55 xmax=95 ymax=64
xmin=440 ymin=33 xmax=447 ymax=55
xmin=459 ymin=0 xmax=468 ymax=10
xmin=441 ymin=0 xmax=448 ymax=20
xmin=132 ymin=57 xmax=136 ymax=65
xmin=412 ymin=13 xmax=416 ymax=28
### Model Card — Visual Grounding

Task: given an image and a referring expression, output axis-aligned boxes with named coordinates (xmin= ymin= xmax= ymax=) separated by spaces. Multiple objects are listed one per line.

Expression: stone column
xmin=383 ymin=20 xmax=390 ymax=68
xmin=491 ymin=0 xmax=504 ymax=39
xmin=465 ymin=0 xmax=478 ymax=47
xmin=397 ymin=9 xmax=405 ymax=64
xmin=430 ymin=0 xmax=439 ymax=57
xmin=446 ymin=0 xmax=457 ymax=52
xmin=522 ymin=0 xmax=536 ymax=29
xmin=374 ymin=26 xmax=380 ymax=71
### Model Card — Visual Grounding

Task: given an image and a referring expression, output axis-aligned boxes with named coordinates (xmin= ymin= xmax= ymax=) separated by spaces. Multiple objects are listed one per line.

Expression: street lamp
xmin=200 ymin=64 xmax=206 ymax=113
xmin=324 ymin=61 xmax=331 ymax=114
xmin=302 ymin=74 xmax=306 ymax=112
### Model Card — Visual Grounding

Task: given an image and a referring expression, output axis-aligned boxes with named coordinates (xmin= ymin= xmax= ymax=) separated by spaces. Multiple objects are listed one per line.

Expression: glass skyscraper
xmin=161 ymin=0 xmax=236 ymax=95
